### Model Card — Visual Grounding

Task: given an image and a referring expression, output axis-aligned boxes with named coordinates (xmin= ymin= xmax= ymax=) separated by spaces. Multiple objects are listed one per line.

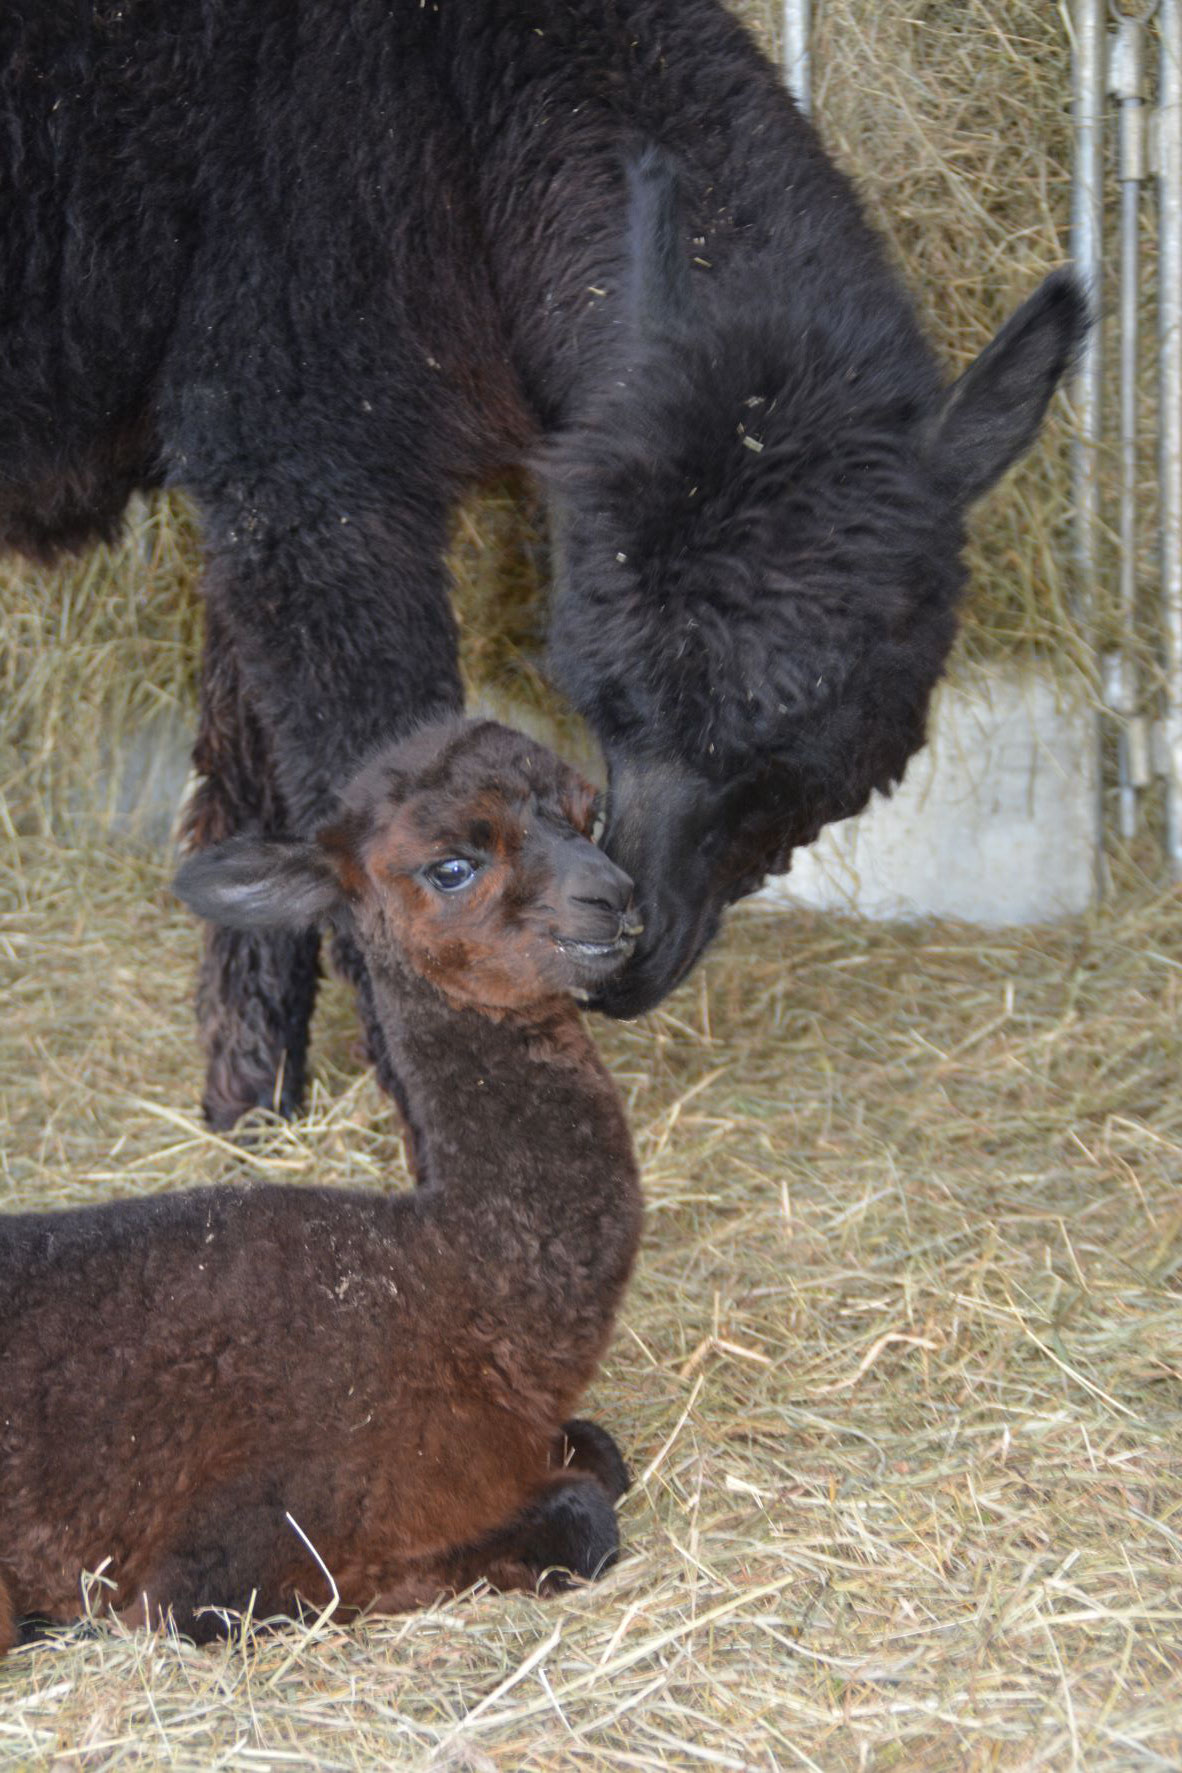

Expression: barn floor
xmin=1 ymin=830 xmax=1179 ymax=1771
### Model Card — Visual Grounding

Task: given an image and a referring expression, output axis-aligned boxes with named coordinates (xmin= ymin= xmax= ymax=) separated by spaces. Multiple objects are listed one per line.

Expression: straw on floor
xmin=2 ymin=836 xmax=1180 ymax=1769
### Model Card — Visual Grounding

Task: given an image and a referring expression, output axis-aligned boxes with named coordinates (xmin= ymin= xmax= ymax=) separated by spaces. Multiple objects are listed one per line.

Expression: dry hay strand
xmin=2 ymin=814 xmax=1180 ymax=1770
xmin=0 ymin=497 xmax=204 ymax=839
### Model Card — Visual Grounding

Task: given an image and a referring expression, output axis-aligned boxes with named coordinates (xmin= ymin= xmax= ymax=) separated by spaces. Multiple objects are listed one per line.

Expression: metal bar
xmin=1116 ymin=164 xmax=1140 ymax=834
xmin=1112 ymin=17 xmax=1151 ymax=837
xmin=1071 ymin=0 xmax=1107 ymax=876
xmin=1160 ymin=0 xmax=1182 ymax=876
xmin=782 ymin=0 xmax=812 ymax=116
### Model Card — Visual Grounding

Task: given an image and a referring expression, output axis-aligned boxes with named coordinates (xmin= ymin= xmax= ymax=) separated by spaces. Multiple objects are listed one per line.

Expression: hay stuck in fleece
xmin=1 ymin=3 xmax=1179 ymax=1766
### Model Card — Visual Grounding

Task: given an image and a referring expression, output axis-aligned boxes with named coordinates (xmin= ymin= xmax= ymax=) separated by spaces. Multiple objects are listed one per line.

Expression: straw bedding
xmin=2 ymin=3 xmax=1180 ymax=1767
xmin=2 ymin=841 xmax=1180 ymax=1768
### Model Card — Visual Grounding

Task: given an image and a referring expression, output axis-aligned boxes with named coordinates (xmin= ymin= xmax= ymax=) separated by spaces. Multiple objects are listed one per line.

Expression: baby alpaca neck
xmin=368 ymin=947 xmax=640 ymax=1296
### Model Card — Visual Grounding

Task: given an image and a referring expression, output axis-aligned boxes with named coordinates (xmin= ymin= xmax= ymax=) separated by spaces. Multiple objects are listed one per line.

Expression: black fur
xmin=0 ymin=0 xmax=1089 ymax=1108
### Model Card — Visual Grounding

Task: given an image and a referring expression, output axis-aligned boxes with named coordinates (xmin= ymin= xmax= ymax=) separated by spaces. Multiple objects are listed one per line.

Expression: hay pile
xmin=807 ymin=0 xmax=1083 ymax=671
xmin=4 ymin=5 xmax=1181 ymax=1767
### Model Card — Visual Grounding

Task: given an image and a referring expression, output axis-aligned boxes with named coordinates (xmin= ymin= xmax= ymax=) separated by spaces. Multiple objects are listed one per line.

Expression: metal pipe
xmin=782 ymin=0 xmax=811 ymax=116
xmin=1071 ymin=0 xmax=1107 ymax=874
xmin=1160 ymin=0 xmax=1182 ymax=876
xmin=1111 ymin=16 xmax=1152 ymax=837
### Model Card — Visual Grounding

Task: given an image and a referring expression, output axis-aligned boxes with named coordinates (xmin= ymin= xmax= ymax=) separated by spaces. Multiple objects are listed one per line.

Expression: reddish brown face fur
xmin=332 ymin=722 xmax=640 ymax=1013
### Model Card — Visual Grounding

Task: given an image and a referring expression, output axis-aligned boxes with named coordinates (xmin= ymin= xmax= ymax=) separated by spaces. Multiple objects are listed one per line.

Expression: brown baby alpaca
xmin=0 ymin=719 xmax=642 ymax=1651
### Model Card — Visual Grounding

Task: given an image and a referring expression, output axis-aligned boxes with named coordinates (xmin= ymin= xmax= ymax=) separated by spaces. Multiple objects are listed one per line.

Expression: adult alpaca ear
xmin=625 ymin=146 xmax=695 ymax=337
xmin=174 ymin=835 xmax=345 ymax=931
xmin=923 ymin=271 xmax=1091 ymax=507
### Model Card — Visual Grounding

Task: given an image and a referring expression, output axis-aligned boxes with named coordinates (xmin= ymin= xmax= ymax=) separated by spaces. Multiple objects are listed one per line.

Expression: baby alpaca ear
xmin=174 ymin=836 xmax=344 ymax=931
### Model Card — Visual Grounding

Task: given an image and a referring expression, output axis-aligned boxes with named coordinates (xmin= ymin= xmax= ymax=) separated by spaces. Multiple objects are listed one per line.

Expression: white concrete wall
xmin=80 ymin=668 xmax=1101 ymax=928
xmin=761 ymin=668 xmax=1100 ymax=924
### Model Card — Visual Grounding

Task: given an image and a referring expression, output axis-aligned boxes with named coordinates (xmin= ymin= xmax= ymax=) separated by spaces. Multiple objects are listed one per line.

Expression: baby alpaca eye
xmin=425 ymin=857 xmax=478 ymax=891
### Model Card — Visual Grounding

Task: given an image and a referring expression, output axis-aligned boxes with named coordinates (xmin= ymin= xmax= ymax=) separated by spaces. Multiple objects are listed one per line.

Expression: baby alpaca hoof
xmin=526 ymin=1478 xmax=621 ymax=1589
xmin=556 ymin=1419 xmax=631 ymax=1502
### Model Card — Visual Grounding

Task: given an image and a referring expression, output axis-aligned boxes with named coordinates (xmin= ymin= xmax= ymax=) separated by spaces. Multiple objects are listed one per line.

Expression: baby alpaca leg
xmin=440 ymin=1475 xmax=621 ymax=1593
xmin=117 ymin=1492 xmax=318 ymax=1644
xmin=515 ymin=1476 xmax=621 ymax=1587
xmin=553 ymin=1419 xmax=631 ymax=1502
xmin=369 ymin=1475 xmax=622 ymax=1615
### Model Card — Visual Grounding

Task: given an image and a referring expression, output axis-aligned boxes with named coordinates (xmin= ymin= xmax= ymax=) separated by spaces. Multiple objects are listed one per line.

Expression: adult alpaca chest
xmin=0 ymin=720 xmax=642 ymax=1651
xmin=0 ymin=0 xmax=1088 ymax=1129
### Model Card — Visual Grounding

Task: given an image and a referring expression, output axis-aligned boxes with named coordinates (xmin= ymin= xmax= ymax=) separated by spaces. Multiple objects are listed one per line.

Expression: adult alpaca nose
xmin=568 ymin=854 xmax=637 ymax=921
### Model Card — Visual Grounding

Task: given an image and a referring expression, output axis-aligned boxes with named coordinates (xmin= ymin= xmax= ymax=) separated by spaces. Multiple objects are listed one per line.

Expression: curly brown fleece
xmin=0 ymin=721 xmax=642 ymax=1648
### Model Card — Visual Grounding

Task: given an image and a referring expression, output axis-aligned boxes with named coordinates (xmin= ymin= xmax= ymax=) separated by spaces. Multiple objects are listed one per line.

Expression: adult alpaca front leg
xmin=187 ymin=483 xmax=463 ymax=1136
xmin=182 ymin=609 xmax=320 ymax=1128
xmin=184 ymin=611 xmax=428 ymax=1140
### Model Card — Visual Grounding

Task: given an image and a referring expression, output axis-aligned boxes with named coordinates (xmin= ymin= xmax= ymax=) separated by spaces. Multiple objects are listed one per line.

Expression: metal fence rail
xmin=781 ymin=0 xmax=811 ymax=114
xmin=786 ymin=3 xmax=1182 ymax=879
xmin=1159 ymin=0 xmax=1182 ymax=874
xmin=1078 ymin=0 xmax=1182 ymax=875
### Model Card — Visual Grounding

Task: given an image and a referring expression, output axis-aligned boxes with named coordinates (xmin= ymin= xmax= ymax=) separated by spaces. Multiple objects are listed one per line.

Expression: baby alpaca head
xmin=175 ymin=719 xmax=641 ymax=1013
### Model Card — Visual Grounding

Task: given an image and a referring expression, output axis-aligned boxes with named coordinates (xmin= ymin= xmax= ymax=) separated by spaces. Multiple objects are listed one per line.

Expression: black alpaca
xmin=0 ymin=1 xmax=1088 ymax=1125
xmin=0 ymin=720 xmax=642 ymax=1651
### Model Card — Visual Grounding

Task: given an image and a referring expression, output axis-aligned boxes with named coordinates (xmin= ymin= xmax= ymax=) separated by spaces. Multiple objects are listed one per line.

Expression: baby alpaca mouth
xmin=554 ymin=913 xmax=643 ymax=963
xmin=559 ymin=928 xmax=638 ymax=1004
xmin=554 ymin=932 xmax=638 ymax=960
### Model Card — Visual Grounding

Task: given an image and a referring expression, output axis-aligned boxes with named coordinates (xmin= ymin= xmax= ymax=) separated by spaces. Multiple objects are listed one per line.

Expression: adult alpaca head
xmin=543 ymin=152 xmax=1089 ymax=1017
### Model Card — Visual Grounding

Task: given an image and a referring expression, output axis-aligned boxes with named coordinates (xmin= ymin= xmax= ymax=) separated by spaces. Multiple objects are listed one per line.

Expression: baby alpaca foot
xmin=115 ymin=1489 xmax=313 ymax=1644
xmin=554 ymin=1419 xmax=631 ymax=1502
xmin=521 ymin=1476 xmax=621 ymax=1589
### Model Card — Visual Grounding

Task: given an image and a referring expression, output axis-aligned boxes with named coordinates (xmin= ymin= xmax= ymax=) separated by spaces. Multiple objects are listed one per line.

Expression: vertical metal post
xmin=1072 ymin=0 xmax=1107 ymax=875
xmin=782 ymin=0 xmax=812 ymax=116
xmin=1160 ymin=0 xmax=1182 ymax=876
xmin=1109 ymin=17 xmax=1152 ymax=837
